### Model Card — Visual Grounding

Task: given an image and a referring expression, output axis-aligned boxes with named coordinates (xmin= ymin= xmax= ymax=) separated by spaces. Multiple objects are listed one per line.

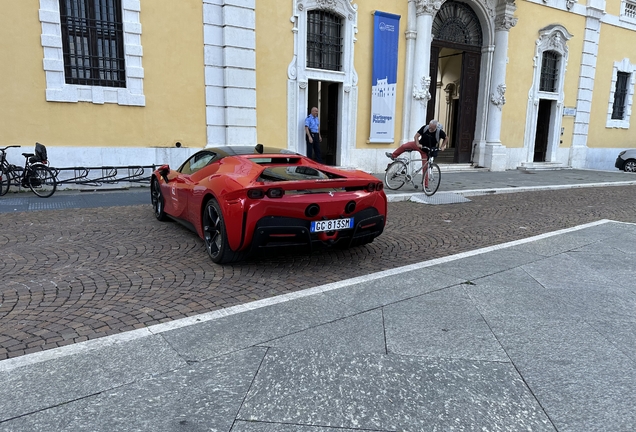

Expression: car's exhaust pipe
xmin=305 ymin=204 xmax=320 ymax=217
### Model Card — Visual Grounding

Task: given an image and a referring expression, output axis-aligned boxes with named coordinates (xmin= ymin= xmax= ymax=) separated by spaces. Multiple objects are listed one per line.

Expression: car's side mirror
xmin=255 ymin=144 xmax=264 ymax=154
xmin=159 ymin=165 xmax=170 ymax=183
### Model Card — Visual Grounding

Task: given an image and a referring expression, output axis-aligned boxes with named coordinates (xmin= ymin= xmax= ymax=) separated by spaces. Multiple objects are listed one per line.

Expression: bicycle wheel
xmin=0 ymin=167 xmax=10 ymax=196
xmin=27 ymin=165 xmax=57 ymax=198
xmin=423 ymin=162 xmax=441 ymax=196
xmin=385 ymin=160 xmax=408 ymax=190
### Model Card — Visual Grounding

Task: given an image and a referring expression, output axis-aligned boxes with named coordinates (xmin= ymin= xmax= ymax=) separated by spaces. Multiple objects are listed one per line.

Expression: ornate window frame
xmin=287 ymin=0 xmax=358 ymax=165
xmin=606 ymin=58 xmax=635 ymax=129
xmin=39 ymin=0 xmax=145 ymax=106
xmin=524 ymin=24 xmax=572 ymax=163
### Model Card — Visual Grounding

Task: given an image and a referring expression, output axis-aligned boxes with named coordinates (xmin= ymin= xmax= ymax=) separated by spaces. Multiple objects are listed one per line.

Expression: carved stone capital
xmin=495 ymin=0 xmax=518 ymax=31
xmin=415 ymin=0 xmax=442 ymax=16
xmin=490 ymin=83 xmax=506 ymax=110
xmin=495 ymin=15 xmax=518 ymax=31
xmin=413 ymin=76 xmax=431 ymax=104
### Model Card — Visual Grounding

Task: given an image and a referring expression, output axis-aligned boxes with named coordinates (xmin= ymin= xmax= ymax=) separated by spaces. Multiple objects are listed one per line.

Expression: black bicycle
xmin=0 ymin=143 xmax=57 ymax=198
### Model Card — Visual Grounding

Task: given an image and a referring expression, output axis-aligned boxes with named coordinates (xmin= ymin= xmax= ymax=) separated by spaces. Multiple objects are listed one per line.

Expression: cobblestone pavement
xmin=1 ymin=186 xmax=635 ymax=360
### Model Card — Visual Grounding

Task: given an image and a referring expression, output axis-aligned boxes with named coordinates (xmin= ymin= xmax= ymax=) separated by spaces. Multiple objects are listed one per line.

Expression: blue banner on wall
xmin=370 ymin=11 xmax=400 ymax=143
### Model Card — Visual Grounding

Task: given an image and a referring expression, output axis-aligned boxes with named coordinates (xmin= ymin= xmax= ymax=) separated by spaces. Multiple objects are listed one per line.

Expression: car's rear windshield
xmin=258 ymin=166 xmax=343 ymax=182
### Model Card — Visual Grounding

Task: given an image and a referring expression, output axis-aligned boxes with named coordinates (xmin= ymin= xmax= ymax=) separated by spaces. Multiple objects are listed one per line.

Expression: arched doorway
xmin=523 ymin=25 xmax=572 ymax=166
xmin=427 ymin=1 xmax=483 ymax=164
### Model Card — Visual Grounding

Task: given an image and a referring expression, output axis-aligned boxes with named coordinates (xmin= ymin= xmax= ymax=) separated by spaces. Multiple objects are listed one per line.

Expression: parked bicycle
xmin=0 ymin=143 xmax=57 ymax=198
xmin=384 ymin=146 xmax=441 ymax=196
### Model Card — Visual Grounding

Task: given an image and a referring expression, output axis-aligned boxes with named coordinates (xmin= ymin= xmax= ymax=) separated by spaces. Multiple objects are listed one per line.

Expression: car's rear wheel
xmin=151 ymin=177 xmax=167 ymax=221
xmin=624 ymin=160 xmax=636 ymax=172
xmin=203 ymin=199 xmax=246 ymax=264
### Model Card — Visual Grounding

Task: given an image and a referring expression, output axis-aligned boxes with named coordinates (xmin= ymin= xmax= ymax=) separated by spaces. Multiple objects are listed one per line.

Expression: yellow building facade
xmin=1 ymin=0 xmax=635 ymax=175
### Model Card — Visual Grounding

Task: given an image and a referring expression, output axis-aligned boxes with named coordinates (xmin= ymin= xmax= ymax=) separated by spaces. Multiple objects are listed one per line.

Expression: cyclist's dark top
xmin=417 ymin=126 xmax=446 ymax=149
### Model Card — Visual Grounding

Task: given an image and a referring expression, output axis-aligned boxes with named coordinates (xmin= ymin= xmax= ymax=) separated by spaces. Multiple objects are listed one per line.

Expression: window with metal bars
xmin=624 ymin=1 xmax=636 ymax=19
xmin=612 ymin=72 xmax=631 ymax=120
xmin=59 ymin=0 xmax=126 ymax=88
xmin=539 ymin=51 xmax=559 ymax=93
xmin=307 ymin=10 xmax=343 ymax=71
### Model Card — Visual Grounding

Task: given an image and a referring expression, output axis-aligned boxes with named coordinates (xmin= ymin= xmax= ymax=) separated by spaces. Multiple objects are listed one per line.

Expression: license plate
xmin=310 ymin=218 xmax=354 ymax=233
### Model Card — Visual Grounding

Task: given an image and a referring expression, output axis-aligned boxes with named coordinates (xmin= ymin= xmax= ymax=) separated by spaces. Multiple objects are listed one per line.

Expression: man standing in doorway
xmin=305 ymin=107 xmax=323 ymax=163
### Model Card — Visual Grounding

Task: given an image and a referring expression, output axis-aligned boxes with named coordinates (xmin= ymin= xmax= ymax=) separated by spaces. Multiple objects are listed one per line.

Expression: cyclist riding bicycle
xmin=385 ymin=119 xmax=447 ymax=161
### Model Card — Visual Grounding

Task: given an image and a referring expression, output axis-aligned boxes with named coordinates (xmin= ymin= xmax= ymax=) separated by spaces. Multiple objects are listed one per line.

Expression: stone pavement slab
xmin=0 ymin=335 xmax=185 ymax=422
xmin=237 ymin=348 xmax=553 ymax=431
xmin=2 ymin=220 xmax=635 ymax=431
xmin=383 ymin=285 xmax=509 ymax=361
xmin=3 ymin=348 xmax=266 ymax=432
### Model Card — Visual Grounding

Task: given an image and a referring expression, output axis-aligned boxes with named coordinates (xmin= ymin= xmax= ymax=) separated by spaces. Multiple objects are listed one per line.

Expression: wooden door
xmin=426 ymin=45 xmax=440 ymax=125
xmin=457 ymin=51 xmax=480 ymax=163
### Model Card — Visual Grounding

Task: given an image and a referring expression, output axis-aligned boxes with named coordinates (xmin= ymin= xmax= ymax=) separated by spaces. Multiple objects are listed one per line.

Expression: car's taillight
xmin=248 ymin=188 xmax=284 ymax=199
xmin=247 ymin=189 xmax=264 ymax=199
xmin=266 ymin=188 xmax=285 ymax=198
xmin=367 ymin=182 xmax=383 ymax=192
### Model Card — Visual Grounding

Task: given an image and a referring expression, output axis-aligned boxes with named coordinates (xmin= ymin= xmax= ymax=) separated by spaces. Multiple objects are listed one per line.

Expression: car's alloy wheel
xmin=624 ymin=160 xmax=636 ymax=173
xmin=203 ymin=200 xmax=224 ymax=261
xmin=202 ymin=199 xmax=246 ymax=264
xmin=151 ymin=177 xmax=167 ymax=221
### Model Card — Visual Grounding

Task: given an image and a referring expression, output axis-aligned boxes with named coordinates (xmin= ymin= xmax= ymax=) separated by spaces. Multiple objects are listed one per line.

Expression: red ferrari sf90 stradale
xmin=151 ymin=145 xmax=387 ymax=263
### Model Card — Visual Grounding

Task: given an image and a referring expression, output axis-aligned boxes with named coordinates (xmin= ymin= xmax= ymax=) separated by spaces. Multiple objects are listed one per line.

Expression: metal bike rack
xmin=52 ymin=165 xmax=156 ymax=187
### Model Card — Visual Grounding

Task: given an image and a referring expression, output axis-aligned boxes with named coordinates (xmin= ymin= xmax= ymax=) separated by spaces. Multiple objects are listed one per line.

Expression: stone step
xmin=437 ymin=163 xmax=489 ymax=173
xmin=517 ymin=162 xmax=569 ymax=172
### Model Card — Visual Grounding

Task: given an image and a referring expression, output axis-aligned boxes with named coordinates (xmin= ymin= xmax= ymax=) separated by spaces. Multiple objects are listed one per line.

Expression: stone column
xmin=408 ymin=0 xmax=440 ymax=138
xmin=401 ymin=0 xmax=417 ymax=143
xmin=484 ymin=0 xmax=517 ymax=171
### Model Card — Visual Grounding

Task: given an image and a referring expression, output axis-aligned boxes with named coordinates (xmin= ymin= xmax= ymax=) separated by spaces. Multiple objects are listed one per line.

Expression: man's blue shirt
xmin=305 ymin=115 xmax=320 ymax=133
